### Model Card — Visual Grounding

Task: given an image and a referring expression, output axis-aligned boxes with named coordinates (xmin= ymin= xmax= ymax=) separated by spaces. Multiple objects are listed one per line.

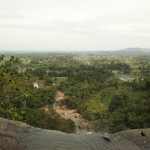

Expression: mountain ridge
xmin=99 ymin=47 xmax=150 ymax=55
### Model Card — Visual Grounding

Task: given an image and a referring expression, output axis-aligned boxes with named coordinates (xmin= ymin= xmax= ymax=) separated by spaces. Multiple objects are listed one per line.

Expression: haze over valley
xmin=0 ymin=0 xmax=150 ymax=149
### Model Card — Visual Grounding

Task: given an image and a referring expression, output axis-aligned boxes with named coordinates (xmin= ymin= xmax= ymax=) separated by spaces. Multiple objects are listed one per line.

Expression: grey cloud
xmin=0 ymin=13 xmax=26 ymax=19
xmin=0 ymin=0 xmax=150 ymax=51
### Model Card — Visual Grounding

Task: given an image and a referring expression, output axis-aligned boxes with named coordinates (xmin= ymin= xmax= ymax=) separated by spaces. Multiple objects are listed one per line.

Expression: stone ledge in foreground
xmin=0 ymin=118 xmax=150 ymax=150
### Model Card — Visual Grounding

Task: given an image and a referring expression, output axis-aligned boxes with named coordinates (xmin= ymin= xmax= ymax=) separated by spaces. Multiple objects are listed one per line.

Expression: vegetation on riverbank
xmin=0 ymin=52 xmax=150 ymax=133
xmin=0 ymin=55 xmax=75 ymax=133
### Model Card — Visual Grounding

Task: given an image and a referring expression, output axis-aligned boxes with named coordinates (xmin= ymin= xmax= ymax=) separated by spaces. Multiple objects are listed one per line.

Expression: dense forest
xmin=0 ymin=52 xmax=150 ymax=133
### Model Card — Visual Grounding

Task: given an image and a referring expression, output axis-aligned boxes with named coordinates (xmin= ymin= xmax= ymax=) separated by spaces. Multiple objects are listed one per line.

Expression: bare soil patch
xmin=53 ymin=91 xmax=93 ymax=133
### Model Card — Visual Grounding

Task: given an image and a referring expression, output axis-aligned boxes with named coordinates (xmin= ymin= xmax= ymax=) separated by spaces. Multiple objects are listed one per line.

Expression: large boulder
xmin=0 ymin=118 xmax=150 ymax=150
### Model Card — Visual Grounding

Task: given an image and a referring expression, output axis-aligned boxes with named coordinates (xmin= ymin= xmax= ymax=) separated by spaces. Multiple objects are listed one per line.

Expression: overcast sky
xmin=0 ymin=0 xmax=150 ymax=52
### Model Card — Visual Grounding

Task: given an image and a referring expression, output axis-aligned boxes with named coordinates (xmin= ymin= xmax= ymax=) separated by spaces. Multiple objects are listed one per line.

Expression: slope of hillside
xmin=0 ymin=118 xmax=150 ymax=150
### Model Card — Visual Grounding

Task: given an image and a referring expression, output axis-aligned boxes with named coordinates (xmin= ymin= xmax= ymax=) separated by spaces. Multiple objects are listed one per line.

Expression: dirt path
xmin=53 ymin=91 xmax=80 ymax=121
xmin=53 ymin=91 xmax=93 ymax=133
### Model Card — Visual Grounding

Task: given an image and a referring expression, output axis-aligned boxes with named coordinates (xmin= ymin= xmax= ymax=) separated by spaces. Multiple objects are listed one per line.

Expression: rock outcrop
xmin=0 ymin=118 xmax=150 ymax=150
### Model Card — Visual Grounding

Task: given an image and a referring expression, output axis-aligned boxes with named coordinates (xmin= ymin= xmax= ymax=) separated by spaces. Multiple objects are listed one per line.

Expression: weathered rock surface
xmin=0 ymin=117 xmax=150 ymax=150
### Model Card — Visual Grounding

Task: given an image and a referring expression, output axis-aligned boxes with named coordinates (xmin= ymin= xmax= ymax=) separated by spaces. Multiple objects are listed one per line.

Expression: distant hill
xmin=99 ymin=48 xmax=150 ymax=55
xmin=0 ymin=48 xmax=150 ymax=55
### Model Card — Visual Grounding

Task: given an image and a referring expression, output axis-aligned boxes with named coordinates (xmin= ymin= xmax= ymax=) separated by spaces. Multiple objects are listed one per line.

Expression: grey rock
xmin=0 ymin=118 xmax=150 ymax=150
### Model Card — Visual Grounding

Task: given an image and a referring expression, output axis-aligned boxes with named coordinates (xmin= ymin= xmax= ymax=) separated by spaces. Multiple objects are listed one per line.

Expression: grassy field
xmin=52 ymin=77 xmax=68 ymax=85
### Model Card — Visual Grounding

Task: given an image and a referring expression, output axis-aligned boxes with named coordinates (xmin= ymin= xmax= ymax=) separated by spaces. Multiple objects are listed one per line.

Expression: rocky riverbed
xmin=53 ymin=91 xmax=93 ymax=133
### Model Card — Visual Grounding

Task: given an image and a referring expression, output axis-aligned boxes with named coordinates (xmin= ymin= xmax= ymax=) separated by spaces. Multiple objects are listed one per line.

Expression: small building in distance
xmin=119 ymin=76 xmax=134 ymax=82
xmin=33 ymin=82 xmax=39 ymax=89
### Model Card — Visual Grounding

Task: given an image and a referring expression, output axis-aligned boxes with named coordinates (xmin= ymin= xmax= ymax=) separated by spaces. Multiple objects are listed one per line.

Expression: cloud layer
xmin=0 ymin=0 xmax=150 ymax=51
